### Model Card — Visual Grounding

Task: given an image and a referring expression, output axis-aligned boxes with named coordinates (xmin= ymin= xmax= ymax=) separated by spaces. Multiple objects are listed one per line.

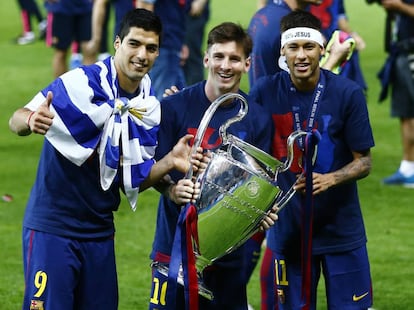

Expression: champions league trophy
xmin=155 ymin=92 xmax=308 ymax=300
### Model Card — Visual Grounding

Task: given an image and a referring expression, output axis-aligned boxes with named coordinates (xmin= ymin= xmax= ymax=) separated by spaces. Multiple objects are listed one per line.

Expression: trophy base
xmin=151 ymin=261 xmax=214 ymax=301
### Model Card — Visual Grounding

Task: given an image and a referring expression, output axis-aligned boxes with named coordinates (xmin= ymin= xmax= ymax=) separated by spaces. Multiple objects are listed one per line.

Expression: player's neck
xmin=204 ymin=81 xmax=240 ymax=105
xmin=290 ymin=70 xmax=320 ymax=92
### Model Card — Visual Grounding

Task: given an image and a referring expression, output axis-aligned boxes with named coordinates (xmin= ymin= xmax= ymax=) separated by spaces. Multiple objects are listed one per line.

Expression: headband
xmin=281 ymin=27 xmax=324 ymax=48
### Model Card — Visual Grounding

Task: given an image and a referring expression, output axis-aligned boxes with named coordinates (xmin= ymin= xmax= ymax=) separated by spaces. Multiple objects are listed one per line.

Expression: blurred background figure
xmin=81 ymin=0 xmax=135 ymax=65
xmin=15 ymin=0 xmax=47 ymax=45
xmin=310 ymin=0 xmax=368 ymax=91
xmin=182 ymin=0 xmax=210 ymax=85
xmin=69 ymin=41 xmax=83 ymax=69
xmin=375 ymin=0 xmax=414 ymax=187
xmin=44 ymin=0 xmax=95 ymax=77
xmin=137 ymin=0 xmax=192 ymax=100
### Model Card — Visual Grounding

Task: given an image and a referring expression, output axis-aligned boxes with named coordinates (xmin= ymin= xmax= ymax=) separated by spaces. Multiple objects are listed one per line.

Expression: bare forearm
xmin=295 ymin=151 xmax=372 ymax=194
xmin=330 ymin=151 xmax=372 ymax=186
xmin=139 ymin=153 xmax=175 ymax=191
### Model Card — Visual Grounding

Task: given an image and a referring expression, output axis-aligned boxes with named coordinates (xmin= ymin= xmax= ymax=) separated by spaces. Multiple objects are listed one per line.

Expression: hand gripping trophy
xmin=160 ymin=92 xmax=312 ymax=301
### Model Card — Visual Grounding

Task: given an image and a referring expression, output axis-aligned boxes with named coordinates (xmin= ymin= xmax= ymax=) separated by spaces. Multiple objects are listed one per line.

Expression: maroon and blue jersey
xmin=309 ymin=0 xmax=344 ymax=40
xmin=250 ymin=69 xmax=375 ymax=255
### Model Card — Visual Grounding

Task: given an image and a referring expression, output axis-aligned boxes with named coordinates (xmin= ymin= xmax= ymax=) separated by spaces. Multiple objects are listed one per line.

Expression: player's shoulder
xmin=160 ymin=82 xmax=204 ymax=108
xmin=322 ymin=69 xmax=364 ymax=93
xmin=253 ymin=71 xmax=289 ymax=90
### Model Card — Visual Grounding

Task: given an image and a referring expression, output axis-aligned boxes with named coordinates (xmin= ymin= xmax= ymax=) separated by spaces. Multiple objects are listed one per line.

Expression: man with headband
xmin=245 ymin=4 xmax=352 ymax=304
xmin=248 ymin=0 xmax=352 ymax=87
xmin=250 ymin=10 xmax=375 ymax=309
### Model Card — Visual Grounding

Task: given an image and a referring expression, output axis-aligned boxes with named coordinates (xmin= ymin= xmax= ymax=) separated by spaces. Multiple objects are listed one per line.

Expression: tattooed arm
xmin=294 ymin=150 xmax=372 ymax=195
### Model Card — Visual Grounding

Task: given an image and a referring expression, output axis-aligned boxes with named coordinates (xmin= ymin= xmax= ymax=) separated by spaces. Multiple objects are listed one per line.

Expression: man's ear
xmin=203 ymin=51 xmax=209 ymax=68
xmin=280 ymin=47 xmax=285 ymax=56
xmin=320 ymin=45 xmax=326 ymax=56
xmin=244 ymin=56 xmax=251 ymax=73
xmin=114 ymin=36 xmax=121 ymax=50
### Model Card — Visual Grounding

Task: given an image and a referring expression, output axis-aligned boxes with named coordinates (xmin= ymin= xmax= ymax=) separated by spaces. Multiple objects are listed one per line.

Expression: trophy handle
xmin=278 ymin=130 xmax=308 ymax=173
xmin=274 ymin=130 xmax=318 ymax=210
xmin=185 ymin=92 xmax=248 ymax=180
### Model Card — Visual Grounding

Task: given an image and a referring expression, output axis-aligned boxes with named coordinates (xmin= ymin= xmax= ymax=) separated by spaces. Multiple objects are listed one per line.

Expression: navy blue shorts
xmin=22 ymin=228 xmax=118 ymax=310
xmin=47 ymin=12 xmax=91 ymax=50
xmin=274 ymin=245 xmax=373 ymax=309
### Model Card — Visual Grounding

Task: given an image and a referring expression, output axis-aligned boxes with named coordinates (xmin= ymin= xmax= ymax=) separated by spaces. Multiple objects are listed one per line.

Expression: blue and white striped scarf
xmin=26 ymin=57 xmax=160 ymax=210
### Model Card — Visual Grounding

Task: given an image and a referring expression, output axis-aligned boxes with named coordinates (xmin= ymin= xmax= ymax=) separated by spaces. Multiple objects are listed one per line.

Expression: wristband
xmin=26 ymin=111 xmax=35 ymax=128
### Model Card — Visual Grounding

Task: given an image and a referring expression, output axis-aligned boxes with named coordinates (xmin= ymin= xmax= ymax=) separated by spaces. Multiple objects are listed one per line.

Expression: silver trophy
xmin=154 ymin=92 xmax=308 ymax=300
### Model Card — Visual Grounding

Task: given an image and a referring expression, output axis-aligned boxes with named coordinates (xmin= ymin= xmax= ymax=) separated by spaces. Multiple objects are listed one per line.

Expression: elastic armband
xmin=26 ymin=111 xmax=35 ymax=128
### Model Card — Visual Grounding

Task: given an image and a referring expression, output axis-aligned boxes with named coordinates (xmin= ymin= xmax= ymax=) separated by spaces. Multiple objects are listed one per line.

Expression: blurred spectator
xmin=44 ymin=0 xmax=95 ymax=77
xmin=376 ymin=0 xmax=414 ymax=187
xmin=15 ymin=0 xmax=47 ymax=45
xmin=310 ymin=0 xmax=368 ymax=91
xmin=182 ymin=0 xmax=210 ymax=85
xmin=137 ymin=0 xmax=192 ymax=100
xmin=83 ymin=0 xmax=135 ymax=63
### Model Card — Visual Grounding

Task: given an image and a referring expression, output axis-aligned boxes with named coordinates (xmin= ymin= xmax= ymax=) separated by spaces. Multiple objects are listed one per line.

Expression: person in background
xmin=44 ymin=0 xmax=96 ymax=77
xmin=250 ymin=9 xmax=374 ymax=309
xmin=136 ymin=0 xmax=192 ymax=100
xmin=70 ymin=0 xmax=112 ymax=69
xmin=182 ymin=0 xmax=210 ymax=85
xmin=83 ymin=0 xmax=136 ymax=63
xmin=310 ymin=0 xmax=368 ymax=91
xmin=15 ymin=0 xmax=47 ymax=45
xmin=148 ymin=22 xmax=276 ymax=310
xmin=377 ymin=0 xmax=414 ymax=187
xmin=9 ymin=9 xmax=203 ymax=310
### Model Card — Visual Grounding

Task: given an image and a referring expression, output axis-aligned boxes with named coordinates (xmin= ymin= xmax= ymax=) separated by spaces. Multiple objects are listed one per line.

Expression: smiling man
xmin=9 ymin=9 xmax=200 ymax=310
xmin=250 ymin=10 xmax=375 ymax=310
xmin=148 ymin=22 xmax=274 ymax=310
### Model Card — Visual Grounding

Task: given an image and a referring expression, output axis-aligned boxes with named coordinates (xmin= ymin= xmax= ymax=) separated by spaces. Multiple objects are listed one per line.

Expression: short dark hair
xmin=207 ymin=22 xmax=253 ymax=58
xmin=280 ymin=10 xmax=321 ymax=33
xmin=117 ymin=8 xmax=162 ymax=42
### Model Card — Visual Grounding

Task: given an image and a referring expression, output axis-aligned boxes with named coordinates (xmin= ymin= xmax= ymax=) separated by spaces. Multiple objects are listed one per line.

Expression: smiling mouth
xmin=132 ymin=61 xmax=146 ymax=69
xmin=218 ymin=72 xmax=233 ymax=79
xmin=294 ymin=63 xmax=310 ymax=71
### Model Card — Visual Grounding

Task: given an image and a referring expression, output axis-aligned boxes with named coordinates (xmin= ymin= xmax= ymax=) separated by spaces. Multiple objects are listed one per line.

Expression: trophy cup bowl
xmin=156 ymin=93 xmax=307 ymax=300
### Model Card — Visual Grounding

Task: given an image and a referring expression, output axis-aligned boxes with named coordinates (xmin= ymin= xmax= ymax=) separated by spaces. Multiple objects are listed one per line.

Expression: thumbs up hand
xmin=28 ymin=91 xmax=55 ymax=135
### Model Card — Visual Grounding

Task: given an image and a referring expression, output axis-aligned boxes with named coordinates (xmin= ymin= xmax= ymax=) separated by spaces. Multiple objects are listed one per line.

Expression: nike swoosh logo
xmin=353 ymin=292 xmax=369 ymax=302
